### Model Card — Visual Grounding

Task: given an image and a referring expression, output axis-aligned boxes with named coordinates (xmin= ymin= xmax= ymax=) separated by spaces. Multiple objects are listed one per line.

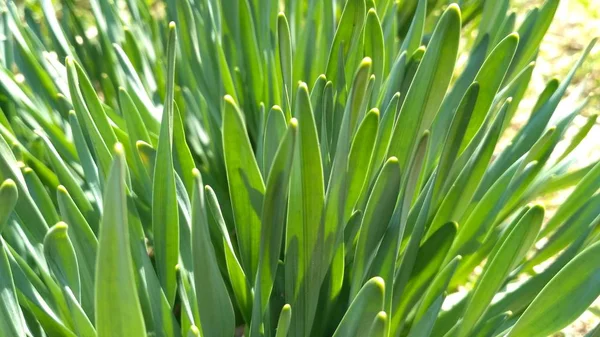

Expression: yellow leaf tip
xmin=370 ymin=276 xmax=385 ymax=291
xmin=298 ymin=81 xmax=308 ymax=91
xmin=54 ymin=221 xmax=69 ymax=231
xmin=224 ymin=94 xmax=236 ymax=104
xmin=0 ymin=178 xmax=16 ymax=190
xmin=114 ymin=142 xmax=125 ymax=155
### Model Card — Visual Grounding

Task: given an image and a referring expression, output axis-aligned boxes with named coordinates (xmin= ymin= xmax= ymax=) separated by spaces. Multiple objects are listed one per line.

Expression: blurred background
xmin=508 ymin=0 xmax=599 ymax=335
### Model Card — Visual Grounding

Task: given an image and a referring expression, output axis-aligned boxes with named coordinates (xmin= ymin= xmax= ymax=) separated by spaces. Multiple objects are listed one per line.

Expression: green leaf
xmin=204 ymin=185 xmax=252 ymax=321
xmin=345 ymin=108 xmax=379 ymax=219
xmin=332 ymin=277 xmax=385 ymax=337
xmin=390 ymin=222 xmax=457 ymax=333
xmin=66 ymin=57 xmax=113 ymax=178
xmin=459 ymin=33 xmax=519 ymax=154
xmin=152 ymin=22 xmax=179 ymax=305
xmin=508 ymin=240 xmax=600 ymax=337
xmin=277 ymin=13 xmax=293 ymax=115
xmin=350 ymin=156 xmax=401 ymax=297
xmin=223 ymin=94 xmax=265 ymax=280
xmin=399 ymin=0 xmax=425 ymax=58
xmin=275 ymin=304 xmax=292 ymax=337
xmin=325 ymin=0 xmax=366 ymax=87
xmin=95 ymin=143 xmax=146 ymax=337
xmin=541 ymin=158 xmax=600 ymax=237
xmin=0 ymin=179 xmax=17 ymax=233
xmin=57 ymin=185 xmax=97 ymax=318
xmin=285 ymin=82 xmax=324 ymax=337
xmin=387 ymin=4 xmax=460 ymax=170
xmin=68 ymin=111 xmax=103 ymax=217
xmin=368 ymin=312 xmax=388 ymax=337
xmin=36 ymin=131 xmax=97 ymax=224
xmin=0 ymin=133 xmax=48 ymax=244
xmin=22 ymin=167 xmax=59 ymax=226
xmin=263 ymin=105 xmax=288 ymax=178
xmin=0 ymin=180 xmax=25 ymax=337
xmin=251 ymin=118 xmax=297 ymax=335
xmin=507 ymin=0 xmax=559 ymax=81
xmin=43 ymin=222 xmax=81 ymax=304
xmin=191 ymin=169 xmax=235 ymax=337
xmin=364 ymin=9 xmax=385 ymax=96
xmin=458 ymin=205 xmax=544 ymax=337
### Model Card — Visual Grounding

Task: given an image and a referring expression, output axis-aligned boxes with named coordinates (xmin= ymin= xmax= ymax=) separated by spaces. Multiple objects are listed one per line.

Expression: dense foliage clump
xmin=0 ymin=0 xmax=598 ymax=336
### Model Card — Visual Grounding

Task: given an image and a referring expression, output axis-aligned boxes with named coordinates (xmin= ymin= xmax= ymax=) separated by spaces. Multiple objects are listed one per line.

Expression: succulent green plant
xmin=0 ymin=0 xmax=599 ymax=336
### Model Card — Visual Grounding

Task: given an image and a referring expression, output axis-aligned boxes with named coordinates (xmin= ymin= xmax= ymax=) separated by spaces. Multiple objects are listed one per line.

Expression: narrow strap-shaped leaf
xmin=63 ymin=286 xmax=96 ymax=337
xmin=285 ymin=82 xmax=324 ymax=337
xmin=277 ymin=13 xmax=293 ymax=116
xmin=387 ymin=4 xmax=460 ymax=170
xmin=204 ymin=185 xmax=252 ymax=321
xmin=473 ymin=311 xmax=511 ymax=337
xmin=325 ymin=0 xmax=366 ymax=88
xmin=0 ymin=179 xmax=18 ymax=233
xmin=0 ymin=239 xmax=26 ymax=337
xmin=391 ymin=222 xmax=457 ymax=332
xmin=364 ymin=9 xmax=385 ymax=96
xmin=487 ymin=39 xmax=596 ymax=187
xmin=68 ymin=111 xmax=103 ymax=215
xmin=431 ymin=82 xmax=479 ymax=205
xmin=0 ymin=133 xmax=48 ymax=243
xmin=429 ymin=99 xmax=510 ymax=236
xmin=556 ymin=113 xmax=597 ymax=162
xmin=368 ymin=131 xmax=429 ymax=313
xmin=36 ymin=131 xmax=96 ymax=224
xmin=344 ymin=108 xmax=379 ymax=220
xmin=406 ymin=295 xmax=444 ymax=337
xmin=57 ymin=185 xmax=97 ymax=318
xmin=508 ymin=240 xmax=600 ymax=337
xmin=251 ymin=119 xmax=297 ymax=336
xmin=152 ymin=22 xmax=179 ymax=305
xmin=223 ymin=94 xmax=266 ymax=280
xmin=0 ymin=179 xmax=25 ymax=336
xmin=275 ymin=304 xmax=292 ymax=337
xmin=72 ymin=61 xmax=118 ymax=148
xmin=522 ymin=194 xmax=600 ymax=273
xmin=506 ymin=0 xmax=559 ymax=81
xmin=368 ymin=312 xmax=388 ymax=337
xmin=399 ymin=0 xmax=425 ymax=58
xmin=263 ymin=105 xmax=287 ymax=178
xmin=239 ymin=0 xmax=264 ymax=109
xmin=43 ymin=223 xmax=81 ymax=303
xmin=458 ymin=205 xmax=544 ymax=337
xmin=458 ymin=33 xmax=519 ymax=154
xmin=22 ymin=167 xmax=59 ymax=225
xmin=350 ymin=157 xmax=400 ymax=297
xmin=476 ymin=0 xmax=509 ymax=45
xmin=66 ymin=57 xmax=113 ymax=178
xmin=541 ymin=158 xmax=600 ymax=237
xmin=191 ymin=169 xmax=235 ymax=337
xmin=332 ymin=277 xmax=385 ymax=337
xmin=95 ymin=143 xmax=146 ymax=337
